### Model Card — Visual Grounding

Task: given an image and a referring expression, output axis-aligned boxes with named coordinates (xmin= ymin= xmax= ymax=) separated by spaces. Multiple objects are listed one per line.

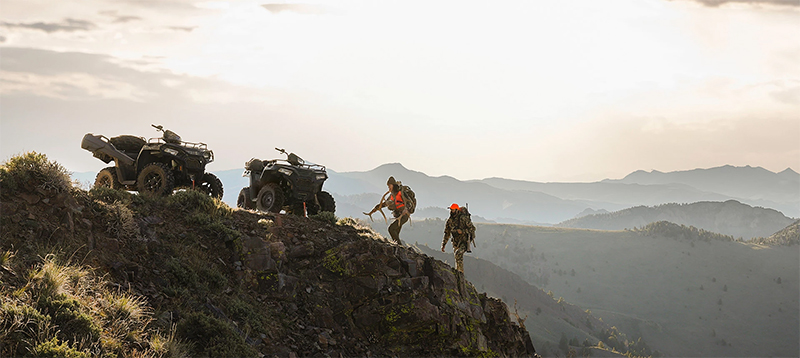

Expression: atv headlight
xmin=316 ymin=174 xmax=327 ymax=180
xmin=203 ymin=151 xmax=213 ymax=161
xmin=163 ymin=148 xmax=179 ymax=156
xmin=278 ymin=168 xmax=293 ymax=176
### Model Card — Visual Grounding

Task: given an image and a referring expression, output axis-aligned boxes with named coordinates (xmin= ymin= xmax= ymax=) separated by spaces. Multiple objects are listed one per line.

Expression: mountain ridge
xmin=555 ymin=200 xmax=795 ymax=239
xmin=72 ymin=163 xmax=800 ymax=225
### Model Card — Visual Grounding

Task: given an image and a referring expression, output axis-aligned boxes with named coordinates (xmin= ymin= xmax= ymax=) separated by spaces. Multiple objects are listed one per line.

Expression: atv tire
xmin=317 ymin=191 xmax=336 ymax=213
xmin=137 ymin=162 xmax=175 ymax=196
xmin=110 ymin=135 xmax=146 ymax=153
xmin=257 ymin=183 xmax=284 ymax=213
xmin=94 ymin=167 xmax=121 ymax=189
xmin=237 ymin=187 xmax=254 ymax=209
xmin=197 ymin=172 xmax=224 ymax=199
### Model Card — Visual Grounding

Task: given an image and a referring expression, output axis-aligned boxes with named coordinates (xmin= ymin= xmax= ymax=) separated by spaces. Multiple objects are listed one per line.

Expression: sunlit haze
xmin=1 ymin=0 xmax=798 ymax=182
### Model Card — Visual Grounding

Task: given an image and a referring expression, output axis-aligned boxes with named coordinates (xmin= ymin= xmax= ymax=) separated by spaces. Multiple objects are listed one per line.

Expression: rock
xmin=245 ymin=254 xmax=277 ymax=272
xmin=402 ymin=258 xmax=417 ymax=276
xmin=269 ymin=241 xmax=287 ymax=262
xmin=19 ymin=192 xmax=39 ymax=205
xmin=288 ymin=242 xmax=315 ymax=258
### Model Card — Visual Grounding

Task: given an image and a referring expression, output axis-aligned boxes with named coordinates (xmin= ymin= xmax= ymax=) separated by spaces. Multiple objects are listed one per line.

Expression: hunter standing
xmin=385 ymin=176 xmax=410 ymax=244
xmin=442 ymin=203 xmax=476 ymax=273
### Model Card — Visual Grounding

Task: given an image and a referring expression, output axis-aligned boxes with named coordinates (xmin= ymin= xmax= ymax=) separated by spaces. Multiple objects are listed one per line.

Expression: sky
xmin=1 ymin=0 xmax=798 ymax=182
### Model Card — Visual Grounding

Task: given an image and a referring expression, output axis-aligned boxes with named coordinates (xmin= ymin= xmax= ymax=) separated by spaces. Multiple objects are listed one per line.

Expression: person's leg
xmin=388 ymin=215 xmax=408 ymax=244
xmin=455 ymin=246 xmax=465 ymax=273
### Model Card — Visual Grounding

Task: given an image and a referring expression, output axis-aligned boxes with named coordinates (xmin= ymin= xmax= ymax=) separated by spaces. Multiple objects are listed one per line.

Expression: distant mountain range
xmin=72 ymin=164 xmax=799 ymax=227
xmin=555 ymin=200 xmax=795 ymax=239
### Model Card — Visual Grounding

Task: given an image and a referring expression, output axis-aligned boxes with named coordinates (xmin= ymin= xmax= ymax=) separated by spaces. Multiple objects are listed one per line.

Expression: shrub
xmin=176 ymin=312 xmax=257 ymax=358
xmin=31 ymin=337 xmax=89 ymax=358
xmin=89 ymin=186 xmax=133 ymax=205
xmin=1 ymin=301 xmax=53 ymax=355
xmin=38 ymin=295 xmax=102 ymax=344
xmin=310 ymin=211 xmax=338 ymax=225
xmin=167 ymin=190 xmax=231 ymax=219
xmin=0 ymin=152 xmax=71 ymax=194
xmin=95 ymin=200 xmax=139 ymax=240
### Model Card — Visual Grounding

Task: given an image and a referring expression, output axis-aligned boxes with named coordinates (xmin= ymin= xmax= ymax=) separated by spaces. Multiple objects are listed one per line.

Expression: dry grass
xmin=0 ymin=255 xmax=187 ymax=358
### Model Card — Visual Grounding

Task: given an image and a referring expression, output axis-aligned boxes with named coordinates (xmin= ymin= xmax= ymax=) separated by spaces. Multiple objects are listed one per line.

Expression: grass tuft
xmin=1 ymin=249 xmax=14 ymax=269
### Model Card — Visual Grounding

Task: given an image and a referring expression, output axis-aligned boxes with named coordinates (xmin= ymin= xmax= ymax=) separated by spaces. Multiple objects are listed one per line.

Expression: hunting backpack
xmin=400 ymin=185 xmax=416 ymax=214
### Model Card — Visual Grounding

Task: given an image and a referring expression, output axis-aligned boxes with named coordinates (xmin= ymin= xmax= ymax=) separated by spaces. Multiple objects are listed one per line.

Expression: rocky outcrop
xmin=237 ymin=216 xmax=535 ymax=356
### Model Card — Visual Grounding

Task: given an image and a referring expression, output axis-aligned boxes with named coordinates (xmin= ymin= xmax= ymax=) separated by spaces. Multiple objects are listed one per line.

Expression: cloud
xmin=261 ymin=3 xmax=328 ymax=14
xmin=98 ymin=10 xmax=142 ymax=23
xmin=0 ymin=36 xmax=6 ymax=43
xmin=167 ymin=26 xmax=197 ymax=32
xmin=0 ymin=47 xmax=306 ymax=104
xmin=0 ymin=18 xmax=96 ymax=33
xmin=675 ymin=0 xmax=799 ymax=7
xmin=770 ymin=85 xmax=800 ymax=105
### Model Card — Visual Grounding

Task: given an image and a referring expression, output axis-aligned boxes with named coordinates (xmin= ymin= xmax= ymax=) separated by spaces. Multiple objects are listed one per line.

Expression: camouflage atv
xmin=81 ymin=125 xmax=223 ymax=198
xmin=238 ymin=148 xmax=335 ymax=215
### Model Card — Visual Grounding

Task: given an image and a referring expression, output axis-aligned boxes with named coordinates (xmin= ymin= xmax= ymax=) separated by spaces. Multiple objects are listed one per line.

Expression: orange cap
xmin=450 ymin=203 xmax=460 ymax=210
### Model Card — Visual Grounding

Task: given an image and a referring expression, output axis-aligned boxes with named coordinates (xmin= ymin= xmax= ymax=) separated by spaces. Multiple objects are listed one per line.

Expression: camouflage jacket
xmin=442 ymin=211 xmax=476 ymax=247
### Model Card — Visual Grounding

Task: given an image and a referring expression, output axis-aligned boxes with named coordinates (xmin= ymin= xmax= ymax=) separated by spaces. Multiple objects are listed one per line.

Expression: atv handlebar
xmin=152 ymin=124 xmax=164 ymax=132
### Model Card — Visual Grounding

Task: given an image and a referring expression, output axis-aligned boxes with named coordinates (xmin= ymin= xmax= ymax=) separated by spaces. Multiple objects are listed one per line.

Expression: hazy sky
xmin=1 ymin=0 xmax=798 ymax=182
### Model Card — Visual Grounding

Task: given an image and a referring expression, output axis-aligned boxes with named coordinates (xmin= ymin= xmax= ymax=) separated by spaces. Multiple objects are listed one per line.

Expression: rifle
xmin=467 ymin=203 xmax=474 ymax=252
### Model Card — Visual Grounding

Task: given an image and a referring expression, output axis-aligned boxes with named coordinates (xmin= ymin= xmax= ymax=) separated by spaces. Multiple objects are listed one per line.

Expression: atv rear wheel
xmin=197 ymin=172 xmax=223 ymax=199
xmin=317 ymin=191 xmax=336 ymax=213
xmin=137 ymin=163 xmax=175 ymax=196
xmin=237 ymin=187 xmax=254 ymax=209
xmin=94 ymin=167 xmax=121 ymax=189
xmin=257 ymin=183 xmax=284 ymax=213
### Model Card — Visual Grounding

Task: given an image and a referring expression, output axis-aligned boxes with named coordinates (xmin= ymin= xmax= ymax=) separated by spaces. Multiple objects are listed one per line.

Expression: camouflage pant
xmin=452 ymin=237 xmax=469 ymax=273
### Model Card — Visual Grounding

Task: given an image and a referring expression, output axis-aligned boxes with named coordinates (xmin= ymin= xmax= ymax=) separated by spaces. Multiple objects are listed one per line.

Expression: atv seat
xmin=110 ymin=135 xmax=146 ymax=159
xmin=246 ymin=158 xmax=265 ymax=172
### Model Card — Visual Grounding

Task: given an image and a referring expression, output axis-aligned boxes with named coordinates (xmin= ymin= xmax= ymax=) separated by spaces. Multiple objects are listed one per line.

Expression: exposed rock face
xmin=239 ymin=216 xmax=535 ymax=356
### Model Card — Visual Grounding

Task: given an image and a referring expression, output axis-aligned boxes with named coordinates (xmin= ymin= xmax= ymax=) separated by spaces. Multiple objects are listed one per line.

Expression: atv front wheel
xmin=137 ymin=163 xmax=175 ymax=196
xmin=237 ymin=187 xmax=254 ymax=209
xmin=94 ymin=167 xmax=121 ymax=189
xmin=257 ymin=183 xmax=284 ymax=213
xmin=317 ymin=191 xmax=336 ymax=213
xmin=197 ymin=172 xmax=224 ymax=199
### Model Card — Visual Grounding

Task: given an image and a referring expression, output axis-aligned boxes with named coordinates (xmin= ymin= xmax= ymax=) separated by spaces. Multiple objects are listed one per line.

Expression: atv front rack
xmin=264 ymin=159 xmax=326 ymax=172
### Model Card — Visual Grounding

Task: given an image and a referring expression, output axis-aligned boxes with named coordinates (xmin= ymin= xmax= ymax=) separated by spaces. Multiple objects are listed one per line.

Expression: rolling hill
xmin=555 ymin=200 xmax=796 ymax=240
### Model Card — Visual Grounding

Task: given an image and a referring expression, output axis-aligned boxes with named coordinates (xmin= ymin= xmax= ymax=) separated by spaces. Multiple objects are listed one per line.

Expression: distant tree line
xmin=750 ymin=220 xmax=799 ymax=246
xmin=633 ymin=221 xmax=735 ymax=242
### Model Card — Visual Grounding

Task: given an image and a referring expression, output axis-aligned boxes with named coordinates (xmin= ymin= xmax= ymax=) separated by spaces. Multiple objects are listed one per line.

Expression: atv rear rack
xmin=147 ymin=137 xmax=208 ymax=150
